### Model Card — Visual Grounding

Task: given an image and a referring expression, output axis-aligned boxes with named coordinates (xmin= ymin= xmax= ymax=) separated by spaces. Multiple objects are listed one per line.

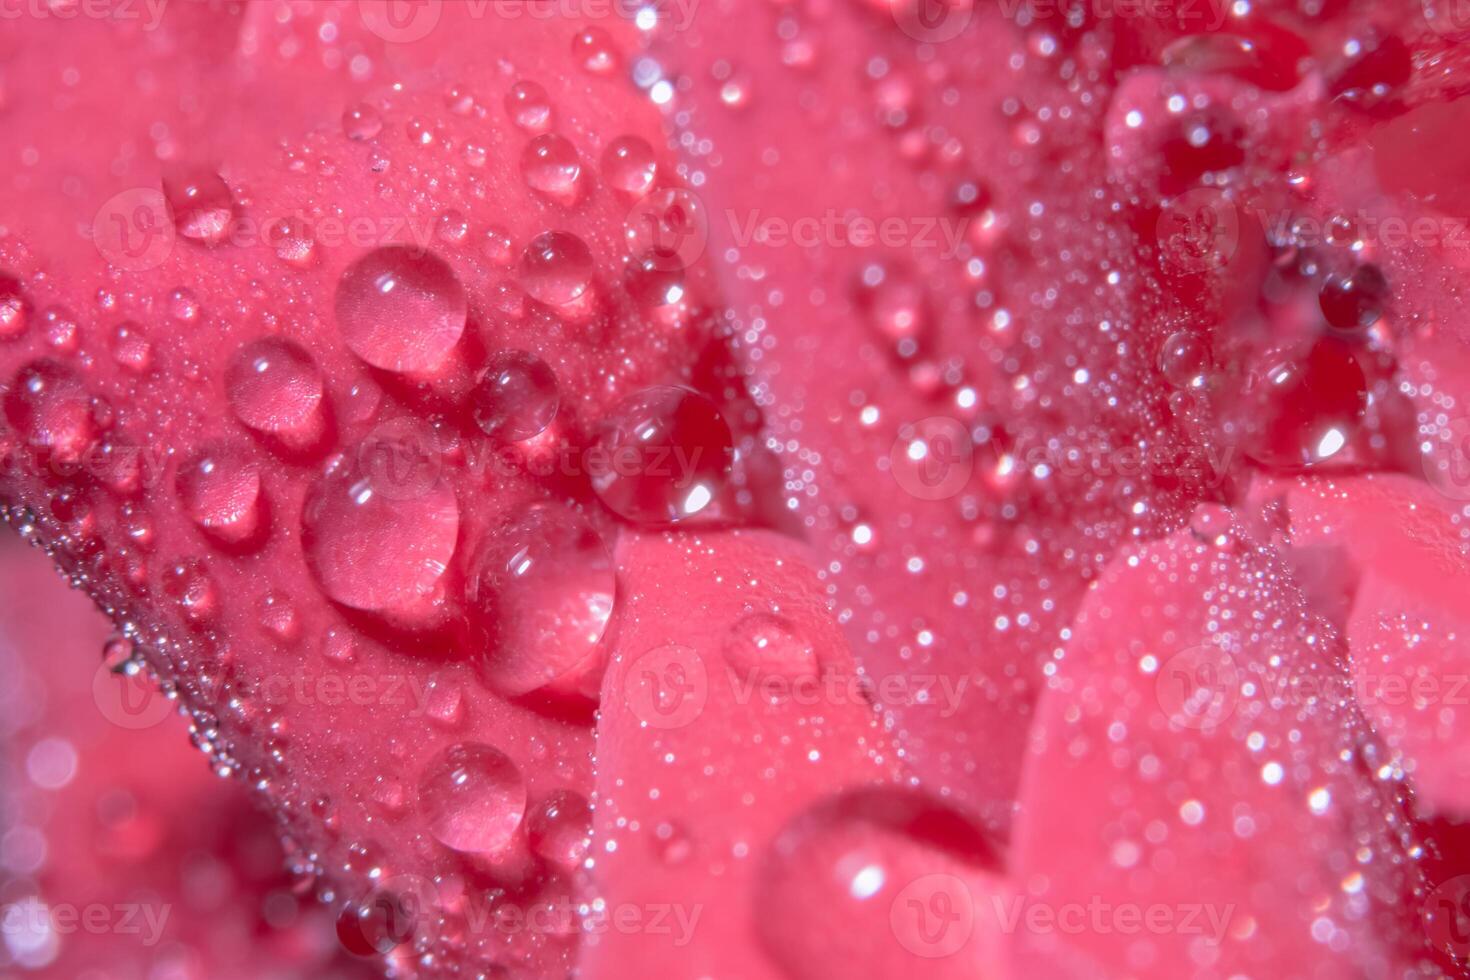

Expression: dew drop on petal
xmin=417 ymin=743 xmax=527 ymax=854
xmin=334 ymin=246 xmax=467 ymax=374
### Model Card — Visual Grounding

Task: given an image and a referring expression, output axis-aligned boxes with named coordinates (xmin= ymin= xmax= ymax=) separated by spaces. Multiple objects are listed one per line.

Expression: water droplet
xmin=334 ymin=246 xmax=467 ymax=374
xmin=161 ymin=560 xmax=218 ymax=625
xmin=0 ymin=274 xmax=31 ymax=339
xmin=322 ymin=627 xmax=357 ymax=664
xmin=343 ymin=103 xmax=384 ymax=140
xmin=481 ymin=226 xmax=514 ymax=267
xmin=435 ymin=210 xmax=469 ymax=245
xmin=1236 ymin=337 xmax=1367 ymax=469
xmin=267 ymin=218 xmax=318 ymax=268
xmin=259 ymin=591 xmax=299 ymax=642
xmin=1188 ymin=503 xmax=1236 ymax=549
xmin=572 ymin=26 xmax=618 ymax=74
xmin=1158 ymin=329 xmax=1211 ymax=389
xmin=756 ymin=788 xmax=999 ymax=978
xmin=161 ymin=168 xmax=235 ymax=245
xmin=601 ymin=135 xmax=657 ymax=199
xmin=418 ymin=743 xmax=527 ymax=854
xmin=857 ymin=264 xmax=927 ymax=350
xmin=520 ymin=134 xmax=583 ymax=206
xmin=444 ymin=83 xmax=476 ymax=115
xmin=1319 ymin=264 xmax=1389 ymax=330
xmin=101 ymin=634 xmax=138 ymax=674
xmin=110 ymin=321 xmax=152 ymax=373
xmin=625 ymin=257 xmax=690 ymax=329
xmin=590 ymin=385 xmax=733 ymax=524
xmin=469 ymin=502 xmax=614 ymax=697
xmin=301 ymin=444 xmax=459 ymax=622
xmin=506 ymin=80 xmax=553 ymax=134
xmin=471 ymin=350 xmax=559 ymax=443
xmin=527 ymin=790 xmax=592 ymax=868
xmin=518 ymin=231 xmax=594 ymax=307
xmin=39 ymin=305 xmax=78 ymax=352
xmin=175 ymin=445 xmax=265 ymax=546
xmin=724 ymin=613 xmax=817 ymax=683
xmin=226 ymin=337 xmax=326 ymax=451
xmin=4 ymin=360 xmax=96 ymax=463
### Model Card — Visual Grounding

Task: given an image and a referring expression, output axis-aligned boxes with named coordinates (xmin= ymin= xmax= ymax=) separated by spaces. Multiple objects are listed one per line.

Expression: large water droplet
xmin=1319 ymin=263 xmax=1389 ymax=330
xmin=176 ymin=446 xmax=265 ymax=546
xmin=161 ymin=169 xmax=235 ymax=245
xmin=520 ymin=134 xmax=583 ymax=206
xmin=518 ymin=231 xmax=594 ymax=307
xmin=1236 ymin=337 xmax=1368 ymax=469
xmin=226 ymin=337 xmax=326 ymax=451
xmin=335 ymin=246 xmax=467 ymax=374
xmin=590 ymin=386 xmax=733 ymax=524
xmin=471 ymin=350 xmax=559 ymax=443
xmin=301 ymin=440 xmax=459 ymax=621
xmin=469 ymin=502 xmax=615 ymax=697
xmin=418 ymin=743 xmax=527 ymax=854
xmin=4 ymin=360 xmax=96 ymax=463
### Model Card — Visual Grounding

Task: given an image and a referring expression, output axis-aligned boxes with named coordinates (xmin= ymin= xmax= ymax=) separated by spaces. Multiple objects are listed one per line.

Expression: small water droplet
xmin=602 ymin=135 xmax=657 ymax=199
xmin=1319 ymin=264 xmax=1389 ymax=330
xmin=0 ymin=274 xmax=31 ymax=340
xmin=161 ymin=560 xmax=218 ymax=625
xmin=724 ymin=613 xmax=817 ymax=683
xmin=4 ymin=359 xmax=96 ymax=463
xmin=505 ymin=80 xmax=553 ymax=134
xmin=161 ymin=168 xmax=235 ymax=245
xmin=572 ymin=26 xmax=618 ymax=74
xmin=471 ymin=350 xmax=559 ymax=443
xmin=527 ymin=790 xmax=592 ymax=868
xmin=520 ymin=134 xmax=583 ymax=206
xmin=343 ymin=103 xmax=384 ymax=140
xmin=518 ymin=230 xmax=594 ymax=307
